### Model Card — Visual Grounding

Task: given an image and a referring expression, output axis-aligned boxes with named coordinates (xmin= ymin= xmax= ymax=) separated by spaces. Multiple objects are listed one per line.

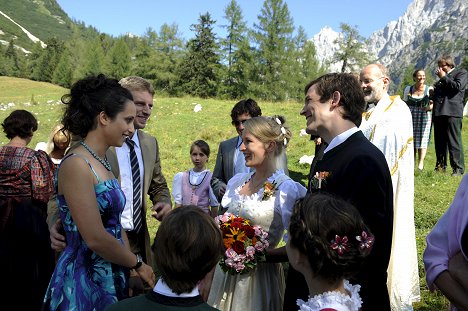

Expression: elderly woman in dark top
xmin=0 ymin=109 xmax=55 ymax=310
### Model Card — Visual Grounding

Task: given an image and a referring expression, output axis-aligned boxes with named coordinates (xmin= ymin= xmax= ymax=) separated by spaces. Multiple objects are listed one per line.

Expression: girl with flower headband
xmin=287 ymin=193 xmax=374 ymax=311
xmin=207 ymin=115 xmax=306 ymax=311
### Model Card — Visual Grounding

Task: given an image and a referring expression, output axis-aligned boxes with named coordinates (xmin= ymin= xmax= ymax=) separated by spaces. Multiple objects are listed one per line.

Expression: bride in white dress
xmin=207 ymin=116 xmax=307 ymax=311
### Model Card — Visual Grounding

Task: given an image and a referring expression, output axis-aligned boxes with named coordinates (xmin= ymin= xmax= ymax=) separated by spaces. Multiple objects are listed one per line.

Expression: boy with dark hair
xmin=106 ymin=206 xmax=223 ymax=311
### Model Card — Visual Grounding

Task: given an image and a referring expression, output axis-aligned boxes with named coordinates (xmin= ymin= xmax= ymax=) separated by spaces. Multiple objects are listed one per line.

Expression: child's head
xmin=153 ymin=205 xmax=223 ymax=294
xmin=46 ymin=124 xmax=71 ymax=153
xmin=287 ymin=193 xmax=374 ymax=285
xmin=190 ymin=140 xmax=210 ymax=171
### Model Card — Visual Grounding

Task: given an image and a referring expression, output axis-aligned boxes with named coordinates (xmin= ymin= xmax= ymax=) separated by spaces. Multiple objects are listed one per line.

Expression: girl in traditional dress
xmin=172 ymin=140 xmax=219 ymax=217
xmin=287 ymin=193 xmax=374 ymax=311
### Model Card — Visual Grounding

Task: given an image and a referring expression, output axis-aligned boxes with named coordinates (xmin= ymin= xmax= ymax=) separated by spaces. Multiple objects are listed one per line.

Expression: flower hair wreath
xmin=274 ymin=117 xmax=288 ymax=146
xmin=330 ymin=231 xmax=374 ymax=256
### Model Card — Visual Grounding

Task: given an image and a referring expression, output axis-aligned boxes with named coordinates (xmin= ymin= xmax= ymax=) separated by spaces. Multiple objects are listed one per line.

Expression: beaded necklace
xmin=80 ymin=141 xmax=112 ymax=171
xmin=188 ymin=170 xmax=208 ymax=189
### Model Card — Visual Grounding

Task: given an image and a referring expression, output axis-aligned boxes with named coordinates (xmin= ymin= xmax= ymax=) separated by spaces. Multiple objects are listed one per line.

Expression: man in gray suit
xmin=211 ymin=99 xmax=262 ymax=201
xmin=48 ymin=76 xmax=172 ymax=296
xmin=433 ymin=55 xmax=468 ymax=176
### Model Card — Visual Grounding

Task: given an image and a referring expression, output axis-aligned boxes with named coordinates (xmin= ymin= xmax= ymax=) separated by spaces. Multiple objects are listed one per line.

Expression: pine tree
xmin=4 ymin=39 xmax=21 ymax=76
xmin=154 ymin=23 xmax=185 ymax=94
xmin=286 ymin=26 xmax=325 ymax=100
xmin=132 ymin=29 xmax=158 ymax=80
xmin=252 ymin=0 xmax=295 ymax=101
xmin=219 ymin=0 xmax=251 ymax=99
xmin=32 ymin=38 xmax=64 ymax=82
xmin=80 ymin=37 xmax=106 ymax=77
xmin=52 ymin=48 xmax=73 ymax=87
xmin=333 ymin=23 xmax=370 ymax=73
xmin=176 ymin=13 xmax=220 ymax=98
xmin=106 ymin=37 xmax=131 ymax=79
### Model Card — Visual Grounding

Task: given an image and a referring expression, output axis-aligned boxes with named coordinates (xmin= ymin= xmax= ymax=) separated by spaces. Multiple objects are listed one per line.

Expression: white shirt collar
xmin=236 ymin=136 xmax=242 ymax=149
xmin=153 ymin=279 xmax=200 ymax=298
xmin=324 ymin=127 xmax=360 ymax=153
xmin=130 ymin=130 xmax=141 ymax=149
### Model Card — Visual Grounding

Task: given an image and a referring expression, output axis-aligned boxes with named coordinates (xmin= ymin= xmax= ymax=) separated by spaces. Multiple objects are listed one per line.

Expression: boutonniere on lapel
xmin=311 ymin=171 xmax=331 ymax=189
xmin=261 ymin=181 xmax=277 ymax=201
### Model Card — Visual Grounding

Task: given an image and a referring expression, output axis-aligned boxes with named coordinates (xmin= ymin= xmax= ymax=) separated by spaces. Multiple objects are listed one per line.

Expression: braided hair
xmin=288 ymin=193 xmax=374 ymax=284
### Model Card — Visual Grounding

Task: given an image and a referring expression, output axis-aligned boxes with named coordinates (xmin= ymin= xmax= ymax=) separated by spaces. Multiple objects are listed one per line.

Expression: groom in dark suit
xmin=283 ymin=73 xmax=394 ymax=311
xmin=432 ymin=55 xmax=468 ymax=176
xmin=211 ymin=99 xmax=262 ymax=201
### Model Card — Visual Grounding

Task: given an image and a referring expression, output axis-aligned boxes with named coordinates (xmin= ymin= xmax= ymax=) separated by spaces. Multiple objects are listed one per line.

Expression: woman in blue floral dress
xmin=43 ymin=75 xmax=155 ymax=311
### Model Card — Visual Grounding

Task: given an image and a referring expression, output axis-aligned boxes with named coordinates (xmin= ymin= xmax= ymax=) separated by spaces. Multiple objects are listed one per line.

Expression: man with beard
xmin=359 ymin=64 xmax=420 ymax=310
xmin=284 ymin=73 xmax=393 ymax=311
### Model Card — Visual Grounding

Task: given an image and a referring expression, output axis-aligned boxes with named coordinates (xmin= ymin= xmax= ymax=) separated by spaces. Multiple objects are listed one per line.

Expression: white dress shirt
xmin=116 ymin=130 xmax=144 ymax=231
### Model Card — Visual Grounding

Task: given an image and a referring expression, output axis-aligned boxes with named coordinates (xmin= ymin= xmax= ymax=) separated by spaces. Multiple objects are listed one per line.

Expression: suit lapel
xmin=138 ymin=130 xmax=153 ymax=199
xmin=226 ymin=137 xmax=238 ymax=178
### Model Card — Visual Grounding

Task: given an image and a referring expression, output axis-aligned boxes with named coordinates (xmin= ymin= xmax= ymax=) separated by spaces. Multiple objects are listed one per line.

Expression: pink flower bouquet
xmin=214 ymin=212 xmax=269 ymax=275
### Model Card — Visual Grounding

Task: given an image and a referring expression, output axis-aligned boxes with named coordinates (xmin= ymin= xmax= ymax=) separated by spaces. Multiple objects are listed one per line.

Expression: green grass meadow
xmin=1 ymin=77 xmax=466 ymax=310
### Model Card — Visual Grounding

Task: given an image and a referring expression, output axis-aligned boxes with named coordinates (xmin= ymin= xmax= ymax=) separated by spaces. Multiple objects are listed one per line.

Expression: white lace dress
xmin=207 ymin=169 xmax=306 ymax=311
xmin=297 ymin=280 xmax=362 ymax=311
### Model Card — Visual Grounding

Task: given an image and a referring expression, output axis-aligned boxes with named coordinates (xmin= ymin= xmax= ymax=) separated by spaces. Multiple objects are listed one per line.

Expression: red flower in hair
xmin=330 ymin=235 xmax=349 ymax=255
xmin=356 ymin=231 xmax=375 ymax=250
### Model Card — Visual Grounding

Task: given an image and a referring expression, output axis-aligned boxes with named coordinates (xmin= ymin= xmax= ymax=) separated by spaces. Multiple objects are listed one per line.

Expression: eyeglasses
xmin=360 ymin=77 xmax=385 ymax=85
xmin=232 ymin=119 xmax=248 ymax=127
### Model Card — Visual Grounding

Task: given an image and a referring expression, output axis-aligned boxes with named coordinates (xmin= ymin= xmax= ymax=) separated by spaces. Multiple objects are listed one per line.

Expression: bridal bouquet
xmin=215 ymin=212 xmax=269 ymax=275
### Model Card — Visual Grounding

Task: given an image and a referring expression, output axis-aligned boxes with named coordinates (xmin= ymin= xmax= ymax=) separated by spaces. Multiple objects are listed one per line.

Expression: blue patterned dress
xmin=43 ymin=154 xmax=128 ymax=311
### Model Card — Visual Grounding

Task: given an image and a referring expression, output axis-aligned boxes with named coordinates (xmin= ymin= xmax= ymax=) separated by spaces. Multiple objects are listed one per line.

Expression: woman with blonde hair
xmin=208 ymin=115 xmax=306 ymax=311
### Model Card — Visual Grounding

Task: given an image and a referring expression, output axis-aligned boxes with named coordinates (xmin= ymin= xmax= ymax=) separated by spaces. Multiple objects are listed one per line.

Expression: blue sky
xmin=56 ymin=0 xmax=413 ymax=39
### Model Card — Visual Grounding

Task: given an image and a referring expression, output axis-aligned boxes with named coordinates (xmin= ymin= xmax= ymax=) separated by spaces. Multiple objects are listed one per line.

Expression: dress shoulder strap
xmin=59 ymin=153 xmax=102 ymax=183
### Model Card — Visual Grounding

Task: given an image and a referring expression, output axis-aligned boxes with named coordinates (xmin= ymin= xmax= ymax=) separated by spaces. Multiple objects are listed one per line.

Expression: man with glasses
xmin=359 ymin=64 xmax=420 ymax=311
xmin=432 ymin=55 xmax=467 ymax=176
xmin=211 ymin=99 xmax=262 ymax=201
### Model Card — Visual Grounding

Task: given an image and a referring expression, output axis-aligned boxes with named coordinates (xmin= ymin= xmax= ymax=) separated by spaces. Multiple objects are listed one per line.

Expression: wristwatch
xmin=132 ymin=253 xmax=143 ymax=270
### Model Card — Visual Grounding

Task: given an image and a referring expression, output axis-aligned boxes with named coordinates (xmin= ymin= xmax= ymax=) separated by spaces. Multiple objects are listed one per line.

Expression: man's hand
xmin=436 ymin=67 xmax=446 ymax=79
xmin=151 ymin=202 xmax=172 ymax=221
xmin=314 ymin=137 xmax=322 ymax=146
xmin=50 ymin=219 xmax=66 ymax=252
xmin=218 ymin=184 xmax=226 ymax=198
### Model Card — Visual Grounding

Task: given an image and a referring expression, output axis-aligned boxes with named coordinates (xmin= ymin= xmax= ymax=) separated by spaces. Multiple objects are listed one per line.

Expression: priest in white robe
xmin=359 ymin=64 xmax=420 ymax=311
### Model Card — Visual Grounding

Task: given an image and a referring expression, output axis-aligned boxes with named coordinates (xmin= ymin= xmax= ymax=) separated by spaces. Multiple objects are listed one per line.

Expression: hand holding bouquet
xmin=215 ymin=212 xmax=269 ymax=275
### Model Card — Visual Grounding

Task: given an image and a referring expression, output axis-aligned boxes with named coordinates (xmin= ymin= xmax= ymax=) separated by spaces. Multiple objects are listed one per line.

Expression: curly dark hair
xmin=61 ymin=74 xmax=133 ymax=138
xmin=2 ymin=109 xmax=38 ymax=139
xmin=289 ymin=193 xmax=373 ymax=284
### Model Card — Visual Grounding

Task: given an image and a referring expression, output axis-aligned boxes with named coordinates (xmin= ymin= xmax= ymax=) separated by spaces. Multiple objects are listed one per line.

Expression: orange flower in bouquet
xmin=215 ymin=212 xmax=269 ymax=275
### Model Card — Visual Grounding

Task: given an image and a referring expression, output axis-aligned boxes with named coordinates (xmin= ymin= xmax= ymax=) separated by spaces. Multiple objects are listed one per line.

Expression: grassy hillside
xmin=0 ymin=77 xmax=464 ymax=310
xmin=0 ymin=0 xmax=73 ymax=50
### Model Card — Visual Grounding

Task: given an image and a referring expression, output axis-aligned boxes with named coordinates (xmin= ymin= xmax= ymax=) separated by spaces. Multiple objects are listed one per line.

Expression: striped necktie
xmin=126 ymin=138 xmax=142 ymax=233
